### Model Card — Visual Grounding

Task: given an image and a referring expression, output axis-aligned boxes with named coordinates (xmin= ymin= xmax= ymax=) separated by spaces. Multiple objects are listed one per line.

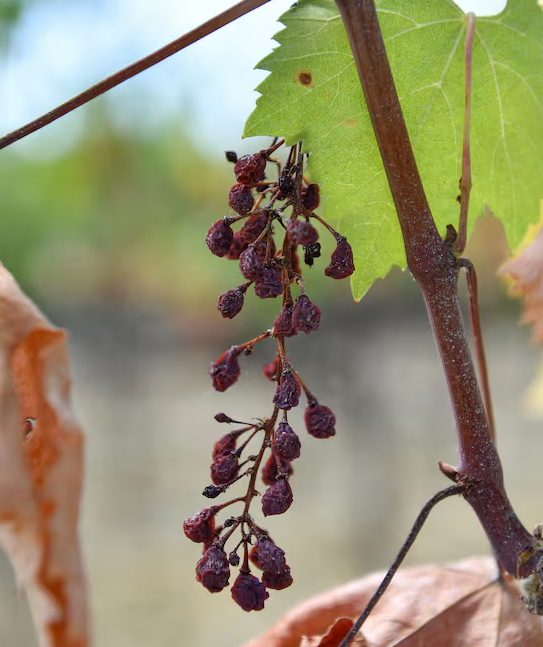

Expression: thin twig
xmin=338 ymin=485 xmax=463 ymax=647
xmin=458 ymin=258 xmax=495 ymax=441
xmin=0 ymin=0 xmax=273 ymax=151
xmin=454 ymin=12 xmax=476 ymax=255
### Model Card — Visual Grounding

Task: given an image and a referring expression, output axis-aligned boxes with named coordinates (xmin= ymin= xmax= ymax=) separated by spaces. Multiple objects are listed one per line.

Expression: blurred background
xmin=2 ymin=1 xmax=541 ymax=646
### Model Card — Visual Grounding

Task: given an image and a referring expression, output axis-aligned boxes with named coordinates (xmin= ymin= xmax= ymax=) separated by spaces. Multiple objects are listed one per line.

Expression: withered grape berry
xmin=218 ymin=287 xmax=245 ymax=319
xmin=273 ymin=370 xmax=301 ymax=410
xmin=262 ymin=479 xmax=293 ymax=516
xmin=256 ymin=539 xmax=287 ymax=574
xmin=262 ymin=568 xmax=293 ymax=590
xmin=183 ymin=508 xmax=216 ymax=544
xmin=325 ymin=237 xmax=355 ymax=279
xmin=228 ymin=183 xmax=254 ymax=215
xmin=227 ymin=231 xmax=248 ymax=260
xmin=202 ymin=484 xmax=223 ymax=499
xmin=261 ymin=455 xmax=293 ymax=486
xmin=272 ymin=422 xmax=301 ymax=460
xmin=229 ymin=551 xmax=240 ymax=567
xmin=304 ymin=242 xmax=321 ymax=267
xmin=240 ymin=212 xmax=268 ymax=243
xmin=234 ymin=152 xmax=267 ymax=188
xmin=292 ymin=295 xmax=321 ymax=334
xmin=277 ymin=174 xmax=294 ymax=199
xmin=196 ymin=546 xmax=231 ymax=593
xmin=305 ymin=400 xmax=336 ymax=438
xmin=211 ymin=454 xmax=239 ymax=485
xmin=225 ymin=150 xmax=238 ymax=163
xmin=210 ymin=350 xmax=240 ymax=392
xmin=274 ymin=305 xmax=298 ymax=337
xmin=286 ymin=219 xmax=319 ymax=247
xmin=214 ymin=412 xmax=233 ymax=424
xmin=301 ymin=183 xmax=320 ymax=211
xmin=231 ymin=572 xmax=269 ymax=611
xmin=240 ymin=245 xmax=265 ymax=281
xmin=206 ymin=219 xmax=234 ymax=257
xmin=254 ymin=266 xmax=283 ymax=299
xmin=262 ymin=357 xmax=280 ymax=381
xmin=212 ymin=433 xmax=237 ymax=460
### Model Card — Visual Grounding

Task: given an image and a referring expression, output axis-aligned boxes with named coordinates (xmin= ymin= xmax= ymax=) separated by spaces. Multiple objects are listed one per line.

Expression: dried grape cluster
xmin=185 ymin=140 xmax=355 ymax=611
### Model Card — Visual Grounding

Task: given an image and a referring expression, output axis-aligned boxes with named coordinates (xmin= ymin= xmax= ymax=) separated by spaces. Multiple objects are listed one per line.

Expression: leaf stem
xmin=455 ymin=12 xmax=476 ymax=255
xmin=0 ymin=0 xmax=273 ymax=151
xmin=338 ymin=486 xmax=463 ymax=647
xmin=334 ymin=0 xmax=536 ymax=576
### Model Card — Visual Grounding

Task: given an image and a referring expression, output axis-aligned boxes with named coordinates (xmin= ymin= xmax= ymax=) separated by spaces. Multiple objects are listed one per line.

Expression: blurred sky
xmin=0 ymin=0 xmax=507 ymax=157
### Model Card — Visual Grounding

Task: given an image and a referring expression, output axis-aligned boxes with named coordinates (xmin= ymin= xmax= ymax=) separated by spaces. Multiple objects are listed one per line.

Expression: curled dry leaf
xmin=0 ymin=265 xmax=89 ymax=647
xmin=241 ymin=557 xmax=543 ymax=647
xmin=500 ymin=221 xmax=543 ymax=342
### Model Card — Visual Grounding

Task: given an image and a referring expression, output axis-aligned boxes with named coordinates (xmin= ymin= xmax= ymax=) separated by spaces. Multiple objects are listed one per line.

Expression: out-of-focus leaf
xmin=241 ymin=557 xmax=543 ymax=647
xmin=0 ymin=264 xmax=89 ymax=647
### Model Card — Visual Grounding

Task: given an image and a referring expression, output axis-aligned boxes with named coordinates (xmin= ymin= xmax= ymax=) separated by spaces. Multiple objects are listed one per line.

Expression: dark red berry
xmin=287 ymin=219 xmax=319 ymax=246
xmin=274 ymin=304 xmax=298 ymax=337
xmin=262 ymin=567 xmax=293 ymax=590
xmin=211 ymin=454 xmax=239 ymax=485
xmin=225 ymin=151 xmax=238 ymax=163
xmin=183 ymin=509 xmax=216 ymax=544
xmin=231 ymin=572 xmax=269 ymax=612
xmin=228 ymin=183 xmax=254 ymax=215
xmin=196 ymin=546 xmax=230 ymax=593
xmin=218 ymin=287 xmax=245 ymax=319
xmin=262 ymin=357 xmax=280 ymax=381
xmin=214 ymin=412 xmax=232 ymax=423
xmin=210 ymin=350 xmax=240 ymax=392
xmin=249 ymin=545 xmax=262 ymax=569
xmin=261 ymin=455 xmax=293 ymax=485
xmin=240 ymin=245 xmax=265 ymax=281
xmin=212 ymin=433 xmax=237 ymax=460
xmin=240 ymin=211 xmax=269 ymax=243
xmin=256 ymin=539 xmax=287 ymax=574
xmin=273 ymin=370 xmax=301 ymax=410
xmin=301 ymin=183 xmax=320 ymax=211
xmin=277 ymin=174 xmax=294 ymax=199
xmin=229 ymin=551 xmax=241 ymax=567
xmin=206 ymin=219 xmax=234 ymax=257
xmin=305 ymin=401 xmax=336 ymax=438
xmin=262 ymin=479 xmax=293 ymax=516
xmin=325 ymin=237 xmax=355 ymax=279
xmin=227 ymin=231 xmax=249 ymax=260
xmin=272 ymin=422 xmax=301 ymax=460
xmin=203 ymin=484 xmax=223 ymax=499
xmin=304 ymin=242 xmax=321 ymax=267
xmin=254 ymin=266 xmax=283 ymax=299
xmin=234 ymin=153 xmax=267 ymax=188
xmin=292 ymin=295 xmax=321 ymax=334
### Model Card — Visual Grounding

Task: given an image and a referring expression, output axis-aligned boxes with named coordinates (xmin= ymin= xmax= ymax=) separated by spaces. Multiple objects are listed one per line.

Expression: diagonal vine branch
xmin=0 ymin=0 xmax=273 ymax=151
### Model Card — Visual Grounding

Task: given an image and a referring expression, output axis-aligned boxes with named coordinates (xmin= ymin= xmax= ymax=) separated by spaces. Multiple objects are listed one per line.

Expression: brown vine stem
xmin=455 ymin=12 xmax=476 ymax=255
xmin=334 ymin=0 xmax=537 ymax=577
xmin=338 ymin=485 xmax=463 ymax=647
xmin=0 ymin=0 xmax=272 ymax=151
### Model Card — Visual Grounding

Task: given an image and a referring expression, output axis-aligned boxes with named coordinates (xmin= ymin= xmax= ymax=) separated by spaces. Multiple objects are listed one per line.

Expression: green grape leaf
xmin=244 ymin=0 xmax=543 ymax=300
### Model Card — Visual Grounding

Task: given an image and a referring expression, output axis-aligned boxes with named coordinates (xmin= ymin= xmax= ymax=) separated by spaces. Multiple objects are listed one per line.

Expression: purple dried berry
xmin=286 ymin=219 xmax=319 ymax=247
xmin=229 ymin=551 xmax=241 ymax=567
xmin=214 ymin=412 xmax=232 ymax=423
xmin=262 ymin=567 xmax=294 ymax=590
xmin=292 ymin=295 xmax=321 ymax=334
xmin=305 ymin=400 xmax=336 ymax=438
xmin=227 ymin=231 xmax=249 ymax=260
xmin=274 ymin=304 xmax=298 ymax=337
xmin=218 ymin=287 xmax=245 ymax=319
xmin=183 ymin=509 xmax=215 ymax=544
xmin=262 ymin=479 xmax=293 ymax=516
xmin=240 ymin=245 xmax=265 ymax=281
xmin=273 ymin=370 xmax=301 ymax=410
xmin=196 ymin=546 xmax=230 ymax=593
xmin=206 ymin=219 xmax=234 ymax=257
xmin=228 ymin=183 xmax=254 ymax=215
xmin=301 ymin=183 xmax=320 ymax=211
xmin=261 ymin=455 xmax=293 ymax=485
xmin=262 ymin=357 xmax=280 ymax=381
xmin=272 ymin=422 xmax=301 ymax=460
xmin=212 ymin=433 xmax=237 ymax=460
xmin=256 ymin=539 xmax=287 ymax=574
xmin=210 ymin=350 xmax=240 ymax=392
xmin=255 ymin=266 xmax=283 ymax=299
xmin=240 ymin=211 xmax=269 ymax=243
xmin=231 ymin=572 xmax=269 ymax=612
xmin=325 ymin=237 xmax=355 ymax=279
xmin=210 ymin=454 xmax=239 ymax=485
xmin=234 ymin=152 xmax=267 ymax=188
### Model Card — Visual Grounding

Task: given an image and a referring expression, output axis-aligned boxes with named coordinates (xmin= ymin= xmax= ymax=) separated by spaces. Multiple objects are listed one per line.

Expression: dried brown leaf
xmin=0 ymin=265 xmax=89 ymax=647
xmin=242 ymin=557 xmax=543 ymax=647
xmin=501 ymin=222 xmax=543 ymax=342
